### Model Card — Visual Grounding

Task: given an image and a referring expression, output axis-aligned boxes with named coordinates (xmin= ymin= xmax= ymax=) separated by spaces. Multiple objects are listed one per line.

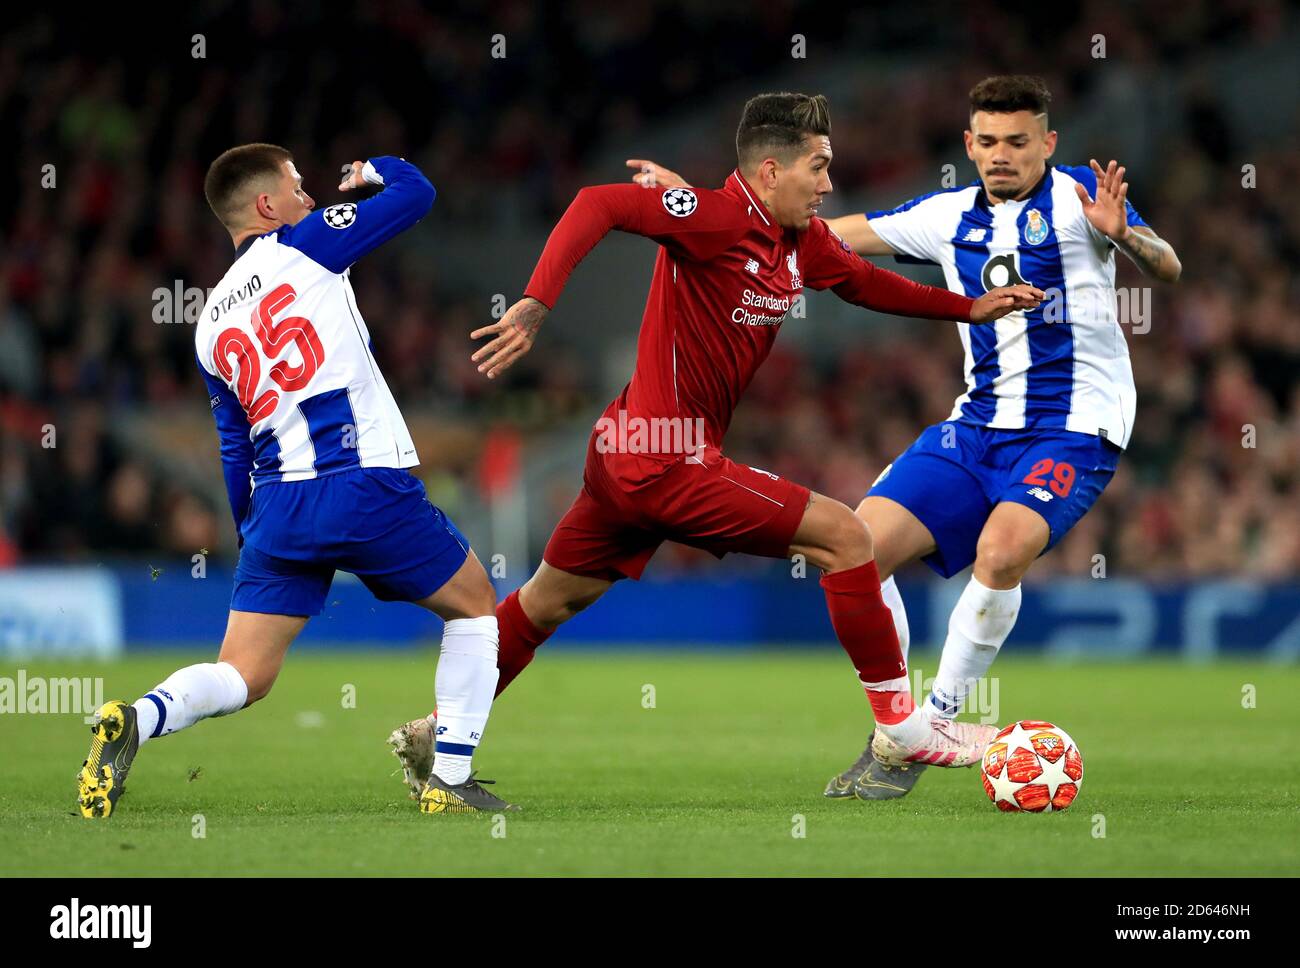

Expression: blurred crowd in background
xmin=1 ymin=1 xmax=1296 ymax=578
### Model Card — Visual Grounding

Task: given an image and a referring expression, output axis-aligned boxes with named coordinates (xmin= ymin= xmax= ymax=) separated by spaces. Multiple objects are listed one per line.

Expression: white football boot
xmin=871 ymin=716 xmax=998 ymax=768
xmin=387 ymin=714 xmax=436 ymax=799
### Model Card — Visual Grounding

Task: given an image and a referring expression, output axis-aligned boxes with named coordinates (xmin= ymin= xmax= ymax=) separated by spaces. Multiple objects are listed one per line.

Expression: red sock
xmin=495 ymin=589 xmax=551 ymax=698
xmin=819 ymin=559 xmax=913 ymax=724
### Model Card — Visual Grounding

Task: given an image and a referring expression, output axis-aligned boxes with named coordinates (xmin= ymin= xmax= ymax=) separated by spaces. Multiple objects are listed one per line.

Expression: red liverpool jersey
xmin=525 ymin=171 xmax=974 ymax=476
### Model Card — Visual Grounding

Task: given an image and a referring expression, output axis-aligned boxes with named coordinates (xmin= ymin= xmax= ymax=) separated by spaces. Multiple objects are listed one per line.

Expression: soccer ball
xmin=980 ymin=720 xmax=1083 ymax=813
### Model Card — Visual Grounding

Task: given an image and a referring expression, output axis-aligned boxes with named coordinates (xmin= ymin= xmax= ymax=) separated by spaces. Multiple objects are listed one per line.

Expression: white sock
xmin=879 ymin=574 xmax=910 ymax=665
xmin=876 ymin=706 xmax=929 ymax=748
xmin=432 ymin=616 xmax=499 ymax=786
xmin=133 ymin=661 xmax=249 ymax=746
xmin=927 ymin=576 xmax=1021 ymax=719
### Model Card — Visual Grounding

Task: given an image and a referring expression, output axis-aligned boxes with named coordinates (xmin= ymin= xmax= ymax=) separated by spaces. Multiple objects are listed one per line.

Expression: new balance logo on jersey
xmin=745 ymin=258 xmax=759 ymax=274
xmin=1026 ymin=486 xmax=1054 ymax=503
xmin=962 ymin=227 xmax=988 ymax=242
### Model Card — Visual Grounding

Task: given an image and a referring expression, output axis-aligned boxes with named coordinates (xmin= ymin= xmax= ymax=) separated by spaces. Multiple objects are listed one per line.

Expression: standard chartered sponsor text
xmin=732 ymin=288 xmax=790 ymax=326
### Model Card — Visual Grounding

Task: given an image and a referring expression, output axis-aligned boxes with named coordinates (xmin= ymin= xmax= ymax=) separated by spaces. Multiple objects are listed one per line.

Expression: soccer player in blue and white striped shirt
xmin=629 ymin=75 xmax=1181 ymax=799
xmin=77 ymin=146 xmax=514 ymax=818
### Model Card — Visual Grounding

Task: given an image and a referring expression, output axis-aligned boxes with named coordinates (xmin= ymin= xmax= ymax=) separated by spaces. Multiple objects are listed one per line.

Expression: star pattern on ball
xmin=984 ymin=721 xmax=1083 ymax=813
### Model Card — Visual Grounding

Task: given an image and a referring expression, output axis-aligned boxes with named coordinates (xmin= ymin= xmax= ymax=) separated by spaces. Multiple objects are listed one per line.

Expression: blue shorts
xmin=867 ymin=422 xmax=1121 ymax=579
xmin=232 ymin=467 xmax=471 ymax=617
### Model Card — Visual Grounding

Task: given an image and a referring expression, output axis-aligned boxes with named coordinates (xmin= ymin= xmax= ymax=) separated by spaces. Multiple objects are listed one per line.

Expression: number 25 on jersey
xmin=213 ymin=283 xmax=325 ymax=423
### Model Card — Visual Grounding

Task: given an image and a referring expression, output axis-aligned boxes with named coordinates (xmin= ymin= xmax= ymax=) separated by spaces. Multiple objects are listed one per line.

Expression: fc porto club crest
xmin=1023 ymin=208 xmax=1049 ymax=245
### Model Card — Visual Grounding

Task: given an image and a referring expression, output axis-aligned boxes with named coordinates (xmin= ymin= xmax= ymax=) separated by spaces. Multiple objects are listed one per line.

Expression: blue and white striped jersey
xmin=868 ymin=165 xmax=1147 ymax=448
xmin=196 ymin=156 xmax=435 ymax=529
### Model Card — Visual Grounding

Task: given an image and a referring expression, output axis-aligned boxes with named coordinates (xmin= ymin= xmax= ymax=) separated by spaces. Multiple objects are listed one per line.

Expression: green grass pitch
xmin=2 ymin=651 xmax=1296 ymax=876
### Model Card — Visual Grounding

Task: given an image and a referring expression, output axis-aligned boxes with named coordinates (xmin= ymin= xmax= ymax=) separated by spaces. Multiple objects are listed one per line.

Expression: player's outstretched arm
xmin=823 ymin=214 xmax=897 ymax=257
xmin=971 ymin=285 xmax=1045 ymax=322
xmin=1075 ymin=158 xmax=1181 ymax=282
xmin=803 ymin=218 xmax=1042 ymax=323
xmin=477 ymin=181 xmax=747 ymax=381
xmin=846 ymin=266 xmax=1041 ymax=324
xmin=471 ymin=297 xmax=548 ymax=380
xmin=627 ymin=160 xmax=901 ymax=260
xmin=282 ymin=156 xmax=436 ymax=274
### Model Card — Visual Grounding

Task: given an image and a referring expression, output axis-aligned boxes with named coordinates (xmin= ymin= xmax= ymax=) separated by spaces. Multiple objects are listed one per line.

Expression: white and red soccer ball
xmin=981 ymin=720 xmax=1083 ymax=813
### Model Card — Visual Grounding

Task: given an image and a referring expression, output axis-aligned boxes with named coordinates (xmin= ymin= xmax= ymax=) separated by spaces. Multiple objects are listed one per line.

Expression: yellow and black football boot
xmin=419 ymin=772 xmax=519 ymax=814
xmin=77 ymin=700 xmax=140 ymax=818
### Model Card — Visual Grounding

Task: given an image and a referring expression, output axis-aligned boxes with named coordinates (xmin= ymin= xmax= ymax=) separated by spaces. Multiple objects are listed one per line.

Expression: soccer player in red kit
xmin=388 ymin=93 xmax=1042 ymax=794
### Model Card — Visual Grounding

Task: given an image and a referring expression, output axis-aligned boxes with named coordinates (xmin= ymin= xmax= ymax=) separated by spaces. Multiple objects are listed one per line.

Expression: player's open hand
xmin=338 ymin=160 xmax=366 ymax=192
xmin=970 ymin=284 xmax=1045 ymax=323
xmin=471 ymin=297 xmax=549 ymax=379
xmin=1074 ymin=158 xmax=1130 ymax=241
xmin=626 ymin=159 xmax=690 ymax=190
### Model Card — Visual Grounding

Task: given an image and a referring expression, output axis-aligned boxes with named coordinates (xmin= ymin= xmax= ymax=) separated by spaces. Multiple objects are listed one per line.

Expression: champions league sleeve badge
xmin=322 ymin=203 xmax=358 ymax=229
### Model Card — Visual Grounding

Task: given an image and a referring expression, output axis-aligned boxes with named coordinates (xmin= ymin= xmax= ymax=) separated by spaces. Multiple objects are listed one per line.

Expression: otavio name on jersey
xmin=208 ymin=274 xmax=263 ymax=322
xmin=868 ymin=165 xmax=1147 ymax=448
xmin=194 ymin=156 xmax=435 ymax=528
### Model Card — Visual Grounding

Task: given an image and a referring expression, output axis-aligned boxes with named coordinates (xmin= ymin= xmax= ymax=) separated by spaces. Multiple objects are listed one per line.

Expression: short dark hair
xmin=969 ymin=75 xmax=1052 ymax=122
xmin=204 ymin=143 xmax=293 ymax=229
xmin=736 ymin=92 xmax=831 ymax=169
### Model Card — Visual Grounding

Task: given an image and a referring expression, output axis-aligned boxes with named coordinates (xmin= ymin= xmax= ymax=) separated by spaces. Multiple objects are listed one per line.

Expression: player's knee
xmin=553 ymin=588 xmax=603 ymax=625
xmin=229 ymin=663 xmax=275 ymax=705
xmin=974 ymin=536 xmax=1033 ymax=587
xmin=427 ymin=557 xmax=499 ymax=620
xmin=520 ymin=566 xmax=610 ymax=630
xmin=470 ymin=587 xmax=498 ymax=618
xmin=820 ymin=506 xmax=874 ymax=572
xmin=459 ymin=574 xmax=499 ymax=619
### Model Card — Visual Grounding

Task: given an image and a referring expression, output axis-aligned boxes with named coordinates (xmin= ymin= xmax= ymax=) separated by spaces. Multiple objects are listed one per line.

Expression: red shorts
xmin=542 ymin=441 xmax=811 ymax=581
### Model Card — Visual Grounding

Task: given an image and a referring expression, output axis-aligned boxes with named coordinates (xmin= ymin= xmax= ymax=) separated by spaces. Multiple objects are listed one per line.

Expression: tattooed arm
xmin=1116 ymin=225 xmax=1182 ymax=283
xmin=1074 ymin=158 xmax=1182 ymax=283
